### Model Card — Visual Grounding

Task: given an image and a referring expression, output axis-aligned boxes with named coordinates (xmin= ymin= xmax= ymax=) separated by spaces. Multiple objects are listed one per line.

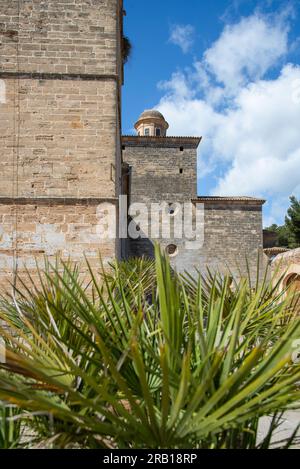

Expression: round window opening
xmin=166 ymin=203 xmax=179 ymax=217
xmin=166 ymin=244 xmax=178 ymax=257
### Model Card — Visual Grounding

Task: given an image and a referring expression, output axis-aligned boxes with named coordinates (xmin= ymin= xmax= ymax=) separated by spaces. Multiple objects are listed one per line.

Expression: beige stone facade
xmin=0 ymin=2 xmax=267 ymax=288
xmin=0 ymin=78 xmax=119 ymax=198
xmin=0 ymin=0 xmax=124 ymax=286
xmin=192 ymin=197 xmax=265 ymax=280
xmin=122 ymin=120 xmax=265 ymax=282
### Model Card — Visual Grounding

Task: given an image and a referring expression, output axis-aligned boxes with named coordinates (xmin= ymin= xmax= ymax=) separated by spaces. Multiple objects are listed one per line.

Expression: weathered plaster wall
xmin=0 ymin=199 xmax=116 ymax=289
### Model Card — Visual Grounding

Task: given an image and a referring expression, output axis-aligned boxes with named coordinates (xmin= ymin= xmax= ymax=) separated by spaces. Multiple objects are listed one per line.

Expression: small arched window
xmin=285 ymin=273 xmax=300 ymax=293
xmin=156 ymin=128 xmax=161 ymax=136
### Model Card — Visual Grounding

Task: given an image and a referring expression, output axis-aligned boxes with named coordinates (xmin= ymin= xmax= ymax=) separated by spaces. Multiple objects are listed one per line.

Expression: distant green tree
xmin=278 ymin=225 xmax=291 ymax=247
xmin=285 ymin=196 xmax=300 ymax=248
xmin=265 ymin=196 xmax=300 ymax=249
xmin=264 ymin=223 xmax=289 ymax=247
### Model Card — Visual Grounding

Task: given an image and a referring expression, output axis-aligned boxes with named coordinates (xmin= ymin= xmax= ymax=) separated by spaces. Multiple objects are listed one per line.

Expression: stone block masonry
xmin=122 ymin=137 xmax=199 ymax=203
xmin=0 ymin=0 xmax=121 ymax=76
xmin=0 ymin=0 xmax=124 ymax=287
xmin=122 ymin=126 xmax=266 ymax=283
xmin=122 ymin=135 xmax=201 ymax=264
xmin=191 ymin=198 xmax=266 ymax=281
xmin=0 ymin=78 xmax=118 ymax=198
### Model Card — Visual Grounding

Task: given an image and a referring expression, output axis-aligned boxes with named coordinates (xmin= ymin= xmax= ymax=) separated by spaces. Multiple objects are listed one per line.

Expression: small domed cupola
xmin=134 ymin=109 xmax=169 ymax=137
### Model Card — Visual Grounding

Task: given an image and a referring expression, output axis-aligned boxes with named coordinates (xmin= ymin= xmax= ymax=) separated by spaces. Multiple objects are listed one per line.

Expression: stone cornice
xmin=122 ymin=135 xmax=202 ymax=149
xmin=0 ymin=197 xmax=118 ymax=206
xmin=0 ymin=71 xmax=118 ymax=82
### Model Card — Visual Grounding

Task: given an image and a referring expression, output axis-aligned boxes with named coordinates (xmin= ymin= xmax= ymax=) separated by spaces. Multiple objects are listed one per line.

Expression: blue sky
xmin=122 ymin=0 xmax=300 ymax=227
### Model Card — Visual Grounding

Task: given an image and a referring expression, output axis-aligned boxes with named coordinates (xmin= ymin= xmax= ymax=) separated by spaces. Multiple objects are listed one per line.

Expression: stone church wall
xmin=0 ymin=78 xmax=118 ymax=198
xmin=0 ymin=0 xmax=121 ymax=75
xmin=122 ymin=136 xmax=265 ymax=282
xmin=186 ymin=199 xmax=265 ymax=281
xmin=122 ymin=138 xmax=197 ymax=203
xmin=122 ymin=136 xmax=199 ymax=265
xmin=0 ymin=0 xmax=123 ymax=288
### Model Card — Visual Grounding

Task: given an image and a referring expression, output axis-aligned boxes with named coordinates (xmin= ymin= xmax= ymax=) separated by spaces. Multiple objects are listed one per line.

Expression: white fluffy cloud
xmin=168 ymin=24 xmax=195 ymax=54
xmin=212 ymin=65 xmax=300 ymax=196
xmin=204 ymin=14 xmax=289 ymax=93
xmin=157 ymin=13 xmax=300 ymax=225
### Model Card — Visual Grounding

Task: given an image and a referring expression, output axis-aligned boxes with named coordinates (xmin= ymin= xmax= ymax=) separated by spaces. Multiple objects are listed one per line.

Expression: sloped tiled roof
xmin=264 ymin=247 xmax=290 ymax=256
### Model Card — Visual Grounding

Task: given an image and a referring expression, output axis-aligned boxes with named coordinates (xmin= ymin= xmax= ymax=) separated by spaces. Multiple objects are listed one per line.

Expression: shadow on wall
xmin=125 ymin=217 xmax=155 ymax=260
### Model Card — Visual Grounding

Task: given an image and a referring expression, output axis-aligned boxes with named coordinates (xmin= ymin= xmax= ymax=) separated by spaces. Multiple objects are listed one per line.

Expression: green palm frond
xmin=0 ymin=246 xmax=299 ymax=449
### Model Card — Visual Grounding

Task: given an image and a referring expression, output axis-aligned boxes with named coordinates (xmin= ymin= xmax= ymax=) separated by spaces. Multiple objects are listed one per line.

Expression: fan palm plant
xmin=0 ymin=403 xmax=23 ymax=449
xmin=0 ymin=246 xmax=299 ymax=449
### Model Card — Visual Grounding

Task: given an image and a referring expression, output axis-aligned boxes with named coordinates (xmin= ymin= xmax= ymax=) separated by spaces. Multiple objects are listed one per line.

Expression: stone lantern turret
xmin=134 ymin=109 xmax=169 ymax=137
